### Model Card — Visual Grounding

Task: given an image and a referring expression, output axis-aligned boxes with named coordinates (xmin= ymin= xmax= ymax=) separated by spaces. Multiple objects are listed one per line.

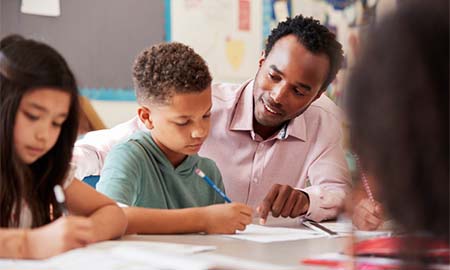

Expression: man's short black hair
xmin=265 ymin=15 xmax=344 ymax=90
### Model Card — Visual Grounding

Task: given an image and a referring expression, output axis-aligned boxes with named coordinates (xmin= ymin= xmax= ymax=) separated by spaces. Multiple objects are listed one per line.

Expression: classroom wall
xmin=0 ymin=0 xmax=165 ymax=88
xmin=0 ymin=0 xmax=165 ymax=127
xmin=0 ymin=0 xmax=396 ymax=128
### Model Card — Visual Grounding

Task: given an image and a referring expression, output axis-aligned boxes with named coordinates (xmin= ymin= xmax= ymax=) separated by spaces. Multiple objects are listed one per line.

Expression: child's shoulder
xmin=196 ymin=155 xmax=218 ymax=168
xmin=109 ymin=131 xmax=151 ymax=157
xmin=196 ymin=156 xmax=222 ymax=180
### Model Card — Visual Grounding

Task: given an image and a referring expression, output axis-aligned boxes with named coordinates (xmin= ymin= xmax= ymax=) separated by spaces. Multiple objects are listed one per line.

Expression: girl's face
xmin=14 ymin=88 xmax=71 ymax=164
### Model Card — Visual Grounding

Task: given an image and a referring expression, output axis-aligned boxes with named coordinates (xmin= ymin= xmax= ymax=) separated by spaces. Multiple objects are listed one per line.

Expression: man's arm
xmin=73 ymin=144 xmax=105 ymax=180
xmin=257 ymin=121 xmax=351 ymax=223
xmin=301 ymin=140 xmax=351 ymax=221
xmin=257 ymin=142 xmax=350 ymax=223
xmin=73 ymin=116 xmax=146 ymax=180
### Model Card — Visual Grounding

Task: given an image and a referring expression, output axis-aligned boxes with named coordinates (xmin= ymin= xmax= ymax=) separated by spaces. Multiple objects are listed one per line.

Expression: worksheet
xmin=0 ymin=241 xmax=216 ymax=270
xmin=222 ymin=224 xmax=324 ymax=243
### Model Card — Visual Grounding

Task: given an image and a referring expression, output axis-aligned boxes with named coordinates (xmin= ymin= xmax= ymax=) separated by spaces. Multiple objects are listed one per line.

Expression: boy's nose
xmin=191 ymin=126 xmax=207 ymax=139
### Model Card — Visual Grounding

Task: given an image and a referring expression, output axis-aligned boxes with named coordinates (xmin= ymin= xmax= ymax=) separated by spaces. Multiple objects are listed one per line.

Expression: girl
xmin=0 ymin=35 xmax=127 ymax=259
xmin=346 ymin=0 xmax=448 ymax=267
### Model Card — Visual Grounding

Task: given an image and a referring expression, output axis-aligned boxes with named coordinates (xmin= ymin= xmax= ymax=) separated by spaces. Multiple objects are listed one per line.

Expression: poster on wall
xmin=21 ymin=0 xmax=61 ymax=17
xmin=167 ymin=0 xmax=263 ymax=83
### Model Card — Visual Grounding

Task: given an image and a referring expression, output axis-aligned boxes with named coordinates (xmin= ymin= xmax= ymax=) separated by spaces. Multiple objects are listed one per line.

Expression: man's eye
xmin=268 ymin=73 xmax=280 ymax=81
xmin=294 ymin=89 xmax=305 ymax=96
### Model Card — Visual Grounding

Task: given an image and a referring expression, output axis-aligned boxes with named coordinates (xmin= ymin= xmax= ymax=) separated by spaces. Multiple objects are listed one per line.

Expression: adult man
xmin=74 ymin=15 xmax=350 ymax=222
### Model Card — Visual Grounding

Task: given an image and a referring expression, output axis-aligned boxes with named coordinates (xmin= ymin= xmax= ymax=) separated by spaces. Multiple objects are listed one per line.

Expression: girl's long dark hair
xmin=346 ymin=0 xmax=448 ymax=267
xmin=0 ymin=35 xmax=79 ymax=227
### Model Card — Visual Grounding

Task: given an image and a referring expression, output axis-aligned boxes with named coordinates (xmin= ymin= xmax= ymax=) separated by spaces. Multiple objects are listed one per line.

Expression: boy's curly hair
xmin=133 ymin=42 xmax=212 ymax=104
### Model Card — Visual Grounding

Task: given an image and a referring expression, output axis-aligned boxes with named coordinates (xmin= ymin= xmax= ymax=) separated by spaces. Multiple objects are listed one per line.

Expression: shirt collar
xmin=228 ymin=79 xmax=307 ymax=142
xmin=229 ymin=79 xmax=254 ymax=132
xmin=285 ymin=114 xmax=307 ymax=141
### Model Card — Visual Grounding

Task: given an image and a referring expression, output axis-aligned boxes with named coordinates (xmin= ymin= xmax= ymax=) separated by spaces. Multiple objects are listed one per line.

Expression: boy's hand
xmin=202 ymin=203 xmax=252 ymax=234
xmin=257 ymin=184 xmax=309 ymax=225
xmin=352 ymin=198 xmax=384 ymax=231
xmin=26 ymin=216 xmax=96 ymax=259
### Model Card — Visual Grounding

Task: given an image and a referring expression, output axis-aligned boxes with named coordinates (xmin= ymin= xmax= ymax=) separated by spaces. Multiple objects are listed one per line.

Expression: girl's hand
xmin=26 ymin=216 xmax=96 ymax=259
xmin=352 ymin=198 xmax=384 ymax=231
xmin=202 ymin=203 xmax=252 ymax=234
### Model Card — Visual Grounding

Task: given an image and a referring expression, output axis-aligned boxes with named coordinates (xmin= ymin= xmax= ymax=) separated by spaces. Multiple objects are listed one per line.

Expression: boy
xmin=96 ymin=43 xmax=252 ymax=234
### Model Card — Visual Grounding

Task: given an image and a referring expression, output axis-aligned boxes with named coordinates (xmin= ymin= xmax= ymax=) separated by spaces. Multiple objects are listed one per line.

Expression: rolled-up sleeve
xmin=301 ymin=132 xmax=351 ymax=222
xmin=73 ymin=144 xmax=105 ymax=180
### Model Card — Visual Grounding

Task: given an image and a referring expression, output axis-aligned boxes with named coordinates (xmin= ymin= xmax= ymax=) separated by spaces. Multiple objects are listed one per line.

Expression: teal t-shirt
xmin=96 ymin=131 xmax=225 ymax=209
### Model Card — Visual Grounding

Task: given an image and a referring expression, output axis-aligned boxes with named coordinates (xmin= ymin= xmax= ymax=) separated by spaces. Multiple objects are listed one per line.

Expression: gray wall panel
xmin=0 ymin=0 xmax=165 ymax=88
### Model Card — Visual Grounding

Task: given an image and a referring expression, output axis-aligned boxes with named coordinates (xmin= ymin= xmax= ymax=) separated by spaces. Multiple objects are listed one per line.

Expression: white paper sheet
xmin=222 ymin=224 xmax=324 ymax=243
xmin=0 ymin=241 xmax=217 ymax=270
xmin=21 ymin=0 xmax=60 ymax=17
xmin=86 ymin=240 xmax=216 ymax=254
xmin=319 ymin=222 xmax=392 ymax=238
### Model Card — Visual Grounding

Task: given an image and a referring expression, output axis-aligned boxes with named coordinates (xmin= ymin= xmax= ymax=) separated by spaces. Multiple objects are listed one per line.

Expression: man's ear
xmin=137 ymin=106 xmax=153 ymax=130
xmin=258 ymin=51 xmax=266 ymax=68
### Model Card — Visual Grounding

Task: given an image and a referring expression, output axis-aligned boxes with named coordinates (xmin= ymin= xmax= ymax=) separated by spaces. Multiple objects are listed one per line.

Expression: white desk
xmin=123 ymin=217 xmax=349 ymax=269
xmin=0 ymin=218 xmax=349 ymax=270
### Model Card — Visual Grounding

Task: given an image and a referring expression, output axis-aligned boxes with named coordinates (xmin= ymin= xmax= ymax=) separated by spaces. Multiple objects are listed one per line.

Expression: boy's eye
xmin=24 ymin=111 xmax=39 ymax=121
xmin=175 ymin=121 xmax=189 ymax=126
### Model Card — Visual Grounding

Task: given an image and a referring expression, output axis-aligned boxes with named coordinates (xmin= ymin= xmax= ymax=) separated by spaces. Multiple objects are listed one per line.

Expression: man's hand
xmin=256 ymin=184 xmax=310 ymax=225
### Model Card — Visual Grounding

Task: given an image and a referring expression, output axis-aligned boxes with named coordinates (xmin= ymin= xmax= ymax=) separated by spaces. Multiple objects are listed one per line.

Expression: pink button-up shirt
xmin=73 ymin=116 xmax=148 ymax=180
xmin=199 ymin=80 xmax=351 ymax=221
xmin=73 ymin=80 xmax=350 ymax=221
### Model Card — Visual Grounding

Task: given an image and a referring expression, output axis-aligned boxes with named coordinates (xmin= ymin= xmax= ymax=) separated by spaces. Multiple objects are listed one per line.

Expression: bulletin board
xmin=166 ymin=0 xmax=265 ymax=83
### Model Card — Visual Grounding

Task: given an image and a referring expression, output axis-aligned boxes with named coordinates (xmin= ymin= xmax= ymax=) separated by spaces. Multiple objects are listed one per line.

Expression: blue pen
xmin=195 ymin=168 xmax=232 ymax=203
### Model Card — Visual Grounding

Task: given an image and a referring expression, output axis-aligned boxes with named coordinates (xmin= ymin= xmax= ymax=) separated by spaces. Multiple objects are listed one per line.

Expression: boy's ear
xmin=137 ymin=106 xmax=153 ymax=130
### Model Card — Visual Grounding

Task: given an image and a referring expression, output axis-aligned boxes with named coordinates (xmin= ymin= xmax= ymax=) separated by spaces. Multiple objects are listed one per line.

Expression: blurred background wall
xmin=0 ymin=0 xmax=395 ymax=128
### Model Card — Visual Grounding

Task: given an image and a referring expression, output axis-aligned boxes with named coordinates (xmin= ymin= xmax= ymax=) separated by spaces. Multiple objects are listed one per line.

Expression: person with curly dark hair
xmin=75 ymin=15 xmax=350 ymax=224
xmin=247 ymin=15 xmax=349 ymax=224
xmin=94 ymin=42 xmax=252 ymax=234
xmin=347 ymin=0 xmax=448 ymax=266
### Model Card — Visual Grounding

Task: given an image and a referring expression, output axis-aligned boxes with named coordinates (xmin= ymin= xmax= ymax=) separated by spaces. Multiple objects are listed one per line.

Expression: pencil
xmin=195 ymin=168 xmax=232 ymax=203
xmin=302 ymin=220 xmax=337 ymax=236
xmin=354 ymin=154 xmax=375 ymax=202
